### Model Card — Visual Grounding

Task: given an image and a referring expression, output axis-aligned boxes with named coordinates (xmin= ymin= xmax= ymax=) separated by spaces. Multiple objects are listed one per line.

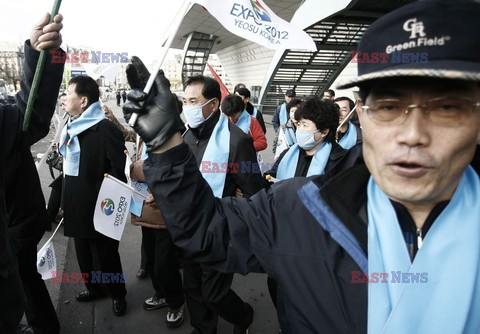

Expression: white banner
xmin=193 ymin=0 xmax=316 ymax=51
xmin=94 ymin=175 xmax=132 ymax=240
xmin=37 ymin=240 xmax=57 ymax=280
xmin=274 ymin=127 xmax=289 ymax=160
xmin=82 ymin=63 xmax=120 ymax=81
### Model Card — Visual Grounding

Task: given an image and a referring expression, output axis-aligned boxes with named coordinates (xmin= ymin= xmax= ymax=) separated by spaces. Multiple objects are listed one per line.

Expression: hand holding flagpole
xmin=23 ymin=0 xmax=63 ymax=131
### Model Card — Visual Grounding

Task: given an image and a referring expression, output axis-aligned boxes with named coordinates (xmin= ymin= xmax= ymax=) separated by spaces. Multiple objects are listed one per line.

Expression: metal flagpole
xmin=128 ymin=0 xmax=192 ymax=127
xmin=336 ymin=104 xmax=358 ymax=133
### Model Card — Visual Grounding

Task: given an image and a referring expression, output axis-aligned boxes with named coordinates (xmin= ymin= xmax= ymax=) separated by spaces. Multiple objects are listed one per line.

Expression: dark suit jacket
xmin=63 ymin=119 xmax=126 ymax=239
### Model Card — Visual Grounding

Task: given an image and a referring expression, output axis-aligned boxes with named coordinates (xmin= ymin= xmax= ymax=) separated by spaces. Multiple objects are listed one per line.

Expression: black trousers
xmin=17 ymin=233 xmax=60 ymax=334
xmin=183 ymin=260 xmax=251 ymax=334
xmin=0 ymin=261 xmax=24 ymax=334
xmin=74 ymin=236 xmax=126 ymax=299
xmin=142 ymin=227 xmax=184 ymax=309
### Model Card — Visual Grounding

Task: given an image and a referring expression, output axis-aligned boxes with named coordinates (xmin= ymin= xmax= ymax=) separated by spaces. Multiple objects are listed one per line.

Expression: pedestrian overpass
xmin=170 ymin=0 xmax=413 ymax=112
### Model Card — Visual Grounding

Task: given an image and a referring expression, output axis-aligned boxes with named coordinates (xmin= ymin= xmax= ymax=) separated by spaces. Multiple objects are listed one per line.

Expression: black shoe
xmin=166 ymin=303 xmax=185 ymax=328
xmin=233 ymin=303 xmax=254 ymax=334
xmin=76 ymin=289 xmax=106 ymax=302
xmin=143 ymin=296 xmax=167 ymax=310
xmin=113 ymin=298 xmax=127 ymax=316
xmin=136 ymin=268 xmax=147 ymax=279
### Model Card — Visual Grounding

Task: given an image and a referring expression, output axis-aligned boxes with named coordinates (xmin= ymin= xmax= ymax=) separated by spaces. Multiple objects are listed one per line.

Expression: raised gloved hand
xmin=123 ymin=56 xmax=185 ymax=151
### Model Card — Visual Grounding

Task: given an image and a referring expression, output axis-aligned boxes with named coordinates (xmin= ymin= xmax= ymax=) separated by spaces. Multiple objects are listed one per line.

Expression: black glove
xmin=123 ymin=56 xmax=185 ymax=151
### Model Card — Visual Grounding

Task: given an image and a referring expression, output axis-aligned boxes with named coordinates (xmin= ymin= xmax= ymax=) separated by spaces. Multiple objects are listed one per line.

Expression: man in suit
xmin=60 ymin=76 xmax=128 ymax=316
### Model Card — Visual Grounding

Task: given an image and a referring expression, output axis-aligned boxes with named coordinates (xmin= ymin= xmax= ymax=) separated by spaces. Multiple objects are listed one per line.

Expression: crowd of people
xmin=1 ymin=0 xmax=480 ymax=333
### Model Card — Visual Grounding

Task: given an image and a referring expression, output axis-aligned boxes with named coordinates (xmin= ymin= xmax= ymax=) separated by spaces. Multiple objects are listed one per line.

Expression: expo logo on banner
xmin=230 ymin=1 xmax=289 ymax=45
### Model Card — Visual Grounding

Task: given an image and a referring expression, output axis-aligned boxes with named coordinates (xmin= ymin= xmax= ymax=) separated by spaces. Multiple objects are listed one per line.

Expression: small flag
xmin=37 ymin=240 xmax=57 ymax=280
xmin=124 ymin=150 xmax=132 ymax=186
xmin=274 ymin=128 xmax=289 ymax=160
xmin=130 ymin=180 xmax=149 ymax=216
xmin=206 ymin=62 xmax=229 ymax=101
xmin=193 ymin=0 xmax=316 ymax=51
xmin=94 ymin=175 xmax=134 ymax=240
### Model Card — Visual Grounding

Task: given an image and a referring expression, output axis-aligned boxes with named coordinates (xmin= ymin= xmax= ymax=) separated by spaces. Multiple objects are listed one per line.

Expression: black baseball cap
xmin=285 ymin=89 xmax=296 ymax=97
xmin=338 ymin=0 xmax=480 ymax=89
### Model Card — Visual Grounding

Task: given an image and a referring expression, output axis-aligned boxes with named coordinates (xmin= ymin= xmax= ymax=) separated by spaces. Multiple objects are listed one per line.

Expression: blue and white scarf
xmin=201 ymin=114 xmax=231 ymax=198
xmin=338 ymin=122 xmax=357 ymax=150
xmin=59 ymin=102 xmax=105 ymax=176
xmin=276 ymin=142 xmax=332 ymax=180
xmin=367 ymin=166 xmax=480 ymax=333
xmin=279 ymin=102 xmax=288 ymax=126
xmin=235 ymin=110 xmax=252 ymax=134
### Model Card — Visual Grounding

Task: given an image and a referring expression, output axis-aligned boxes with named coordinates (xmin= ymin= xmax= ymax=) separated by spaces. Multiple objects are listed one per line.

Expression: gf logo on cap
xmin=403 ymin=18 xmax=426 ymax=39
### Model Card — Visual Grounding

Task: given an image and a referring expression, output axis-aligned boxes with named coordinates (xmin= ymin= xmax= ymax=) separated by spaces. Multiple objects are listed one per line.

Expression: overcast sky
xmin=0 ymin=0 xmax=184 ymax=65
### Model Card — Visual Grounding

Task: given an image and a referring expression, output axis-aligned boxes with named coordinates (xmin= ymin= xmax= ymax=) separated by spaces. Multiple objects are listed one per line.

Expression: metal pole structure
xmin=128 ymin=0 xmax=192 ymax=127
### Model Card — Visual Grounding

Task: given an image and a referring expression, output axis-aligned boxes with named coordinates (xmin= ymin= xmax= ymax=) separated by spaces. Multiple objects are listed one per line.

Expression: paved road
xmin=31 ymin=100 xmax=280 ymax=333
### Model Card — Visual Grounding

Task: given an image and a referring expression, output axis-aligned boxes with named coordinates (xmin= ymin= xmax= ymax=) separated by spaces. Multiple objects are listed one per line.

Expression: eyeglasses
xmin=362 ymin=97 xmax=480 ymax=127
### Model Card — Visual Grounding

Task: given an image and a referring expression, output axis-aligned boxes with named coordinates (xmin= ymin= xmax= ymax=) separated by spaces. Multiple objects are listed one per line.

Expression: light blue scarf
xmin=235 ymin=110 xmax=251 ymax=134
xmin=338 ymin=122 xmax=357 ymax=150
xmin=59 ymin=102 xmax=105 ymax=176
xmin=251 ymin=107 xmax=258 ymax=118
xmin=201 ymin=114 xmax=231 ymax=198
xmin=367 ymin=166 xmax=480 ymax=334
xmin=276 ymin=142 xmax=332 ymax=180
xmin=279 ymin=102 xmax=288 ymax=126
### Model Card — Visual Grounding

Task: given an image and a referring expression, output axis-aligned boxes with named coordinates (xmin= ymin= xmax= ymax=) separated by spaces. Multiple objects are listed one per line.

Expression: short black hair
xmin=325 ymin=89 xmax=335 ymax=97
xmin=334 ymin=96 xmax=354 ymax=110
xmin=221 ymin=94 xmax=244 ymax=117
xmin=234 ymin=83 xmax=246 ymax=93
xmin=235 ymin=87 xmax=251 ymax=98
xmin=286 ymin=98 xmax=302 ymax=112
xmin=68 ymin=76 xmax=99 ymax=108
xmin=184 ymin=75 xmax=221 ymax=102
xmin=295 ymin=97 xmax=339 ymax=143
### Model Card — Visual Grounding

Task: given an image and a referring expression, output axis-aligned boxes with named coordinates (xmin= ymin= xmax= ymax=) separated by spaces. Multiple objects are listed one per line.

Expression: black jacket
xmin=245 ymin=102 xmax=266 ymax=134
xmin=184 ymin=111 xmax=264 ymax=198
xmin=62 ymin=119 xmax=126 ymax=238
xmin=0 ymin=42 xmax=64 ymax=277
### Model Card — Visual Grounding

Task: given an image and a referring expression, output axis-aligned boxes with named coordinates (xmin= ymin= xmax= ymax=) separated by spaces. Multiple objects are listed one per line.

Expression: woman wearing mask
xmin=265 ymin=97 xmax=346 ymax=181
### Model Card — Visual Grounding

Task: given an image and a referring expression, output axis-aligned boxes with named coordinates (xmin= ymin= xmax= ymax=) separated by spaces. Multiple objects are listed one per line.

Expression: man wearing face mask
xmin=265 ymin=97 xmax=346 ymax=181
xmin=162 ymin=72 xmax=263 ymax=333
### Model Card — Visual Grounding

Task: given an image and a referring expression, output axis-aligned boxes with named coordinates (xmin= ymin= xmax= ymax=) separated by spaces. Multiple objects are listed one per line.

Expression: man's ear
xmin=80 ymin=96 xmax=89 ymax=109
xmin=212 ymin=98 xmax=220 ymax=112
xmin=356 ymin=99 xmax=364 ymax=128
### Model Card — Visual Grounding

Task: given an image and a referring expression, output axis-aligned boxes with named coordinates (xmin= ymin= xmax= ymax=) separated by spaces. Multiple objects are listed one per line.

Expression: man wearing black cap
xmin=272 ymin=89 xmax=296 ymax=132
xmin=124 ymin=0 xmax=480 ymax=332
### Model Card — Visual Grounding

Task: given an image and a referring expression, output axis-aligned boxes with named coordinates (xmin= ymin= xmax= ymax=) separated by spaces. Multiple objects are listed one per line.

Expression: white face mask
xmin=296 ymin=129 xmax=322 ymax=150
xmin=183 ymin=98 xmax=215 ymax=128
